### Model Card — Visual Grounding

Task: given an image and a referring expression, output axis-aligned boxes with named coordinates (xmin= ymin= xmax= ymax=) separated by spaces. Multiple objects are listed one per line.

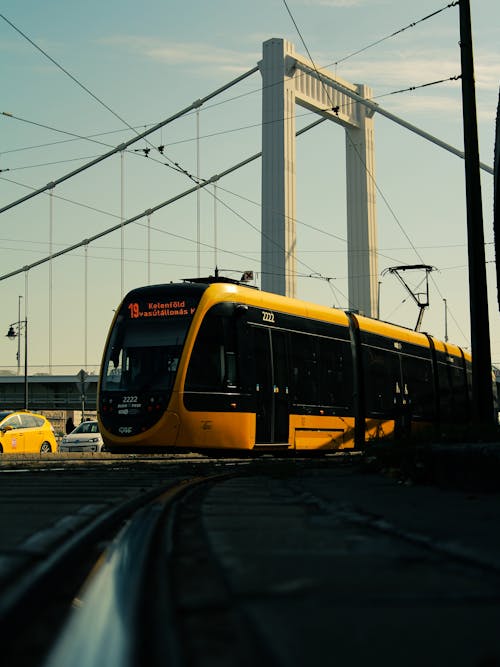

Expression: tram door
xmin=253 ymin=327 xmax=290 ymax=444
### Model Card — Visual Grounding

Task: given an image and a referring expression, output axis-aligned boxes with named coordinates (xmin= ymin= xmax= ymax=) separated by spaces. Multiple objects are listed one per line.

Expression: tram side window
xmin=290 ymin=333 xmax=319 ymax=405
xmin=400 ymin=354 xmax=434 ymax=419
xmin=185 ymin=306 xmax=238 ymax=392
xmin=318 ymin=337 xmax=353 ymax=409
xmin=363 ymin=346 xmax=400 ymax=415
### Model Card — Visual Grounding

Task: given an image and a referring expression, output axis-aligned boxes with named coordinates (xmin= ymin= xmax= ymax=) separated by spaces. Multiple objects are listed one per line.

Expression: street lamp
xmin=6 ymin=305 xmax=28 ymax=410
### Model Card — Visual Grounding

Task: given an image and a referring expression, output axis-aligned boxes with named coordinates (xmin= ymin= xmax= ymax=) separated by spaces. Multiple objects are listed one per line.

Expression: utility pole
xmin=494 ymin=86 xmax=500 ymax=309
xmin=459 ymin=0 xmax=494 ymax=424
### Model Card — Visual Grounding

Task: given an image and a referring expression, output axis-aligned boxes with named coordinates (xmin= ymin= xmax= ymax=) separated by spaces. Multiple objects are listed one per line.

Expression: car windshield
xmin=73 ymin=422 xmax=99 ymax=434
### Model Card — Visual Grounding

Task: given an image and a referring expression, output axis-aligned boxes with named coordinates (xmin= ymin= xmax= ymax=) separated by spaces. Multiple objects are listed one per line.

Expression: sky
xmin=1 ymin=0 xmax=499 ymax=375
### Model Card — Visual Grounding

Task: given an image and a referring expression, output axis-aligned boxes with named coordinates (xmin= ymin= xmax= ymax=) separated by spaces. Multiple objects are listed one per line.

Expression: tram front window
xmin=102 ymin=317 xmax=187 ymax=392
xmin=103 ymin=345 xmax=181 ymax=391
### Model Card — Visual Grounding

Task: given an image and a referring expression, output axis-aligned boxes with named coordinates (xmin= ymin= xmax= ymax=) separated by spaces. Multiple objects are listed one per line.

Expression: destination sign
xmin=126 ymin=299 xmax=197 ymax=319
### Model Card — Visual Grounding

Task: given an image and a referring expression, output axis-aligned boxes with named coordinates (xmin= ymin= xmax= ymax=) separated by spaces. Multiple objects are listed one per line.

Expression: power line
xmin=0 ymin=13 xmax=141 ymax=136
xmin=376 ymin=75 xmax=461 ymax=99
xmin=331 ymin=2 xmax=459 ymax=67
xmin=1 ymin=123 xmax=153 ymax=156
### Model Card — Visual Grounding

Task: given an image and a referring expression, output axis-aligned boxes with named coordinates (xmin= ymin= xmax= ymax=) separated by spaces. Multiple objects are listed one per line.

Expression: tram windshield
xmin=101 ymin=316 xmax=191 ymax=392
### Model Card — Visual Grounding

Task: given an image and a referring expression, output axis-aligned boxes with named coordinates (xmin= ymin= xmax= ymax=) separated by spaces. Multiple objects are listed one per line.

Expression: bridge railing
xmin=0 ymin=375 xmax=98 ymax=411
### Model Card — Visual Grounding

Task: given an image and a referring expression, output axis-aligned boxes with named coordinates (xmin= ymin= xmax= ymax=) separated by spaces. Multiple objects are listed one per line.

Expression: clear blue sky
xmin=1 ymin=0 xmax=499 ymax=373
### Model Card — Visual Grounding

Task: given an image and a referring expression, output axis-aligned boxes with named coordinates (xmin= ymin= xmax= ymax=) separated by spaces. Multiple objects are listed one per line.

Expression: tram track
xmin=42 ymin=472 xmax=269 ymax=667
xmin=0 ymin=457 xmax=252 ymax=667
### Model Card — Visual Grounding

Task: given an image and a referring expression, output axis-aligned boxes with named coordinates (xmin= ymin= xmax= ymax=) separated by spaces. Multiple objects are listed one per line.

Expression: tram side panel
xmin=179 ymin=302 xmax=357 ymax=451
xmin=356 ymin=322 xmax=471 ymax=445
xmin=359 ymin=330 xmax=436 ymax=443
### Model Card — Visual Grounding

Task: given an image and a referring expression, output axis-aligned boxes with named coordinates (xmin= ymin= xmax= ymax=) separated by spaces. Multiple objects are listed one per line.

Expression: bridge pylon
xmin=260 ymin=38 xmax=378 ymax=317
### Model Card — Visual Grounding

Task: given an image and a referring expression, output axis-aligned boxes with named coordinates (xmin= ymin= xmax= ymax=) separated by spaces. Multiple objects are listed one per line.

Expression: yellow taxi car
xmin=0 ymin=410 xmax=57 ymax=454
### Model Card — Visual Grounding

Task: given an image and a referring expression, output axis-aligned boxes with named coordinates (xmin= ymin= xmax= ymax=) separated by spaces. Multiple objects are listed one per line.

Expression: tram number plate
xmin=118 ymin=396 xmax=142 ymax=410
xmin=262 ymin=310 xmax=275 ymax=323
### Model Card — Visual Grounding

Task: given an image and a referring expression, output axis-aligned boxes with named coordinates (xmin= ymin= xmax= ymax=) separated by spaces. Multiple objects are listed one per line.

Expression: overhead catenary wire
xmin=0 ymin=169 xmax=428 ymax=274
xmin=331 ymin=1 xmax=459 ymax=67
xmin=0 ymin=13 xmax=144 ymax=138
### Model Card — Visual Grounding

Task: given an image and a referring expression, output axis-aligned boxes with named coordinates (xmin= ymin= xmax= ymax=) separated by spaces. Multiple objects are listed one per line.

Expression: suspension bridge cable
xmin=0 ymin=65 xmax=259 ymax=215
xmin=1 ymin=12 xmax=218 ymax=176
xmin=3 ymin=70 xmax=461 ymax=170
xmin=0 ymin=111 xmax=368 ymax=301
xmin=0 ymin=114 xmax=322 ymax=282
xmin=292 ymin=60 xmax=494 ymax=176
xmin=0 ymin=72 xmax=460 ymax=161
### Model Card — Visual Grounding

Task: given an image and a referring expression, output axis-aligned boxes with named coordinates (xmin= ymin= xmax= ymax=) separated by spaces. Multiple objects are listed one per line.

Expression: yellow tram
xmin=98 ymin=277 xmax=472 ymax=453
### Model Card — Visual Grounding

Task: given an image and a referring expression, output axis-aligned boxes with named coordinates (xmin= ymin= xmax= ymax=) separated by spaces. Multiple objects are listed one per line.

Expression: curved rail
xmin=42 ymin=474 xmax=236 ymax=667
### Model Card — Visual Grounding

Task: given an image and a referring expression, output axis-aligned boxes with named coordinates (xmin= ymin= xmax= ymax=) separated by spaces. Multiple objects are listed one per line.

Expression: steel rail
xmin=42 ymin=474 xmax=229 ymax=667
xmin=0 ymin=475 xmax=187 ymax=642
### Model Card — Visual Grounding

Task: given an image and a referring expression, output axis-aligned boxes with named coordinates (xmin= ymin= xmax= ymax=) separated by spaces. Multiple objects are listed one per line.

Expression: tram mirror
xmin=236 ymin=303 xmax=248 ymax=316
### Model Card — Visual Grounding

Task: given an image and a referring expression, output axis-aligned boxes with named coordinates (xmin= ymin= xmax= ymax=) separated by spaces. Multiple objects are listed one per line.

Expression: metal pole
xmin=49 ymin=188 xmax=53 ymax=374
xmin=17 ymin=296 xmax=21 ymax=375
xmin=443 ymin=298 xmax=448 ymax=342
xmin=196 ymin=108 xmax=201 ymax=277
xmin=120 ymin=151 xmax=125 ymax=299
xmin=459 ymin=0 xmax=494 ymax=424
xmin=24 ymin=318 xmax=28 ymax=410
xmin=147 ymin=213 xmax=151 ymax=285
xmin=84 ymin=244 xmax=88 ymax=370
xmin=495 ymin=87 xmax=500 ymax=309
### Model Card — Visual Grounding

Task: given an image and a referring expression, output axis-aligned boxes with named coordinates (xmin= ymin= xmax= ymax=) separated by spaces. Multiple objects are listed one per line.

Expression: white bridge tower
xmin=260 ymin=38 xmax=378 ymax=317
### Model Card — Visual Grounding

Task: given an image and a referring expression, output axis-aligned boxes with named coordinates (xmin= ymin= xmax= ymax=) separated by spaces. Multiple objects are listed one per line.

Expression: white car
xmin=59 ymin=420 xmax=105 ymax=453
